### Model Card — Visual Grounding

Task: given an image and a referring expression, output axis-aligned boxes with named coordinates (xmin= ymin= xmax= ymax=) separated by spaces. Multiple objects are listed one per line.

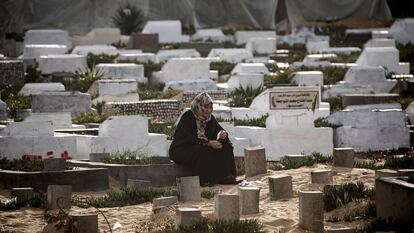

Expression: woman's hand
xmin=218 ymin=130 xmax=228 ymax=140
xmin=208 ymin=140 xmax=223 ymax=149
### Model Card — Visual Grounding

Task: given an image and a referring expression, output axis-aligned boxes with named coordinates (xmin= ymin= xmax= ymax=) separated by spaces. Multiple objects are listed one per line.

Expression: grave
xmin=375 ymin=169 xmax=398 ymax=179
xmin=175 ymin=208 xmax=201 ymax=229
xmin=177 ymin=176 xmax=201 ymax=202
xmin=23 ymin=44 xmax=67 ymax=60
xmin=341 ymin=93 xmax=399 ymax=108
xmin=0 ymin=99 xmax=7 ymax=120
xmin=116 ymin=53 xmax=157 ymax=63
xmin=89 ymin=153 xmax=109 ymax=162
xmin=244 ymin=146 xmax=267 ymax=177
xmin=19 ymin=83 xmax=65 ymax=95
xmin=299 ymin=191 xmax=324 ymax=233
xmin=164 ymin=79 xmax=217 ymax=92
xmin=325 ymin=228 xmax=354 ymax=233
xmin=24 ymin=29 xmax=72 ymax=49
xmin=156 ymin=49 xmax=200 ymax=62
xmin=218 ymin=122 xmax=250 ymax=157
xmin=231 ymin=87 xmax=333 ymax=160
xmin=191 ymin=29 xmax=230 ymax=43
xmin=319 ymin=47 xmax=361 ymax=55
xmin=92 ymin=79 xmax=139 ymax=104
xmin=356 ymin=47 xmax=409 ymax=74
xmin=238 ymin=186 xmax=260 ymax=215
xmin=0 ymin=59 xmax=24 ymax=85
xmin=364 ymin=38 xmax=396 ymax=48
xmin=376 ymin=177 xmax=414 ymax=230
xmin=22 ymin=112 xmax=77 ymax=129
xmin=246 ymin=37 xmax=277 ymax=54
xmin=279 ymin=27 xmax=329 ymax=45
xmin=71 ymin=28 xmax=121 ymax=46
xmin=207 ymin=48 xmax=253 ymax=63
xmin=152 ymin=58 xmax=217 ymax=84
xmin=47 ymin=185 xmax=72 ymax=209
xmin=231 ymin=63 xmax=269 ymax=75
xmin=235 ymin=31 xmax=276 ymax=45
xmin=389 ymin=18 xmax=414 ymax=45
xmin=269 ymin=175 xmax=293 ymax=200
xmin=90 ymin=115 xmax=168 ymax=157
xmin=226 ymin=73 xmax=264 ymax=90
xmin=344 ymin=29 xmax=372 ymax=43
xmin=31 ymin=91 xmax=93 ymax=117
xmin=333 ymin=148 xmax=354 ymax=168
xmin=127 ymin=33 xmax=159 ymax=53
xmin=179 ymin=42 xmax=224 ymax=57
xmin=311 ymin=170 xmax=333 ymax=184
xmin=71 ymin=45 xmax=118 ymax=56
xmin=405 ymin=101 xmax=414 ymax=124
xmin=291 ymin=71 xmax=323 ymax=87
xmin=214 ymin=194 xmax=240 ymax=220
xmin=96 ymin=63 xmax=146 ymax=83
xmin=43 ymin=158 xmax=66 ymax=171
xmin=142 ymin=20 xmax=190 ymax=43
xmin=38 ymin=54 xmax=87 ymax=75
xmin=326 ymin=105 xmax=410 ymax=152
xmin=153 ymin=196 xmax=178 ymax=209
xmin=306 ymin=41 xmax=329 ymax=53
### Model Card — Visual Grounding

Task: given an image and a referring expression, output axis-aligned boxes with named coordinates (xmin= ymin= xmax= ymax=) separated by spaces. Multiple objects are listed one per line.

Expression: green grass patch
xmin=323 ymin=181 xmax=374 ymax=211
xmin=73 ymin=186 xmax=177 ymax=208
xmin=86 ymin=53 xmax=118 ymax=69
xmin=232 ymin=114 xmax=268 ymax=128
xmin=210 ymin=61 xmax=236 ymax=76
xmin=355 ymin=154 xmax=414 ymax=170
xmin=72 ymin=113 xmax=109 ymax=124
xmin=101 ymin=149 xmax=151 ymax=165
xmin=228 ymin=86 xmax=264 ymax=107
xmin=0 ymin=193 xmax=47 ymax=211
xmin=0 ymin=157 xmax=44 ymax=172
xmin=343 ymin=201 xmax=376 ymax=222
xmin=138 ymin=83 xmax=181 ymax=100
xmin=201 ymin=190 xmax=215 ymax=199
xmin=269 ymin=152 xmax=332 ymax=170
xmin=148 ymin=120 xmax=176 ymax=140
xmin=314 ymin=117 xmax=340 ymax=128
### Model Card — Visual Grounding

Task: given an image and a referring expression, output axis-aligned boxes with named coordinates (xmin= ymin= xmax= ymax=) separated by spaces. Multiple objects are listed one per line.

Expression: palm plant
xmin=228 ymin=85 xmax=264 ymax=107
xmin=112 ymin=3 xmax=145 ymax=35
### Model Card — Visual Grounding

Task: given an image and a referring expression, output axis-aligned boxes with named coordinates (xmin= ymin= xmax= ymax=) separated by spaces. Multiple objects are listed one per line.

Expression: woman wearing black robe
xmin=169 ymin=92 xmax=237 ymax=186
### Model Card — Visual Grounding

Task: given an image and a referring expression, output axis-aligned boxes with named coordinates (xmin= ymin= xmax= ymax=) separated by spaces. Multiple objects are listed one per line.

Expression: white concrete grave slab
xmin=191 ymin=29 xmax=231 ymax=43
xmin=208 ymin=48 xmax=253 ymax=63
xmin=231 ymin=63 xmax=269 ymax=75
xmin=356 ymin=47 xmax=409 ymax=74
xmin=90 ymin=115 xmax=168 ymax=157
xmin=142 ymin=20 xmax=190 ymax=43
xmin=246 ymin=38 xmax=277 ymax=54
xmin=117 ymin=49 xmax=143 ymax=54
xmin=19 ymin=83 xmax=65 ymax=96
xmin=326 ymin=106 xmax=410 ymax=152
xmin=306 ymin=41 xmax=329 ymax=54
xmin=226 ymin=73 xmax=264 ymax=90
xmin=164 ymin=79 xmax=217 ymax=92
xmin=152 ymin=58 xmax=216 ymax=84
xmin=23 ymin=44 xmax=67 ymax=60
xmin=0 ymin=121 xmax=53 ymax=137
xmin=235 ymin=31 xmax=276 ymax=45
xmin=319 ymin=47 xmax=361 ymax=55
xmin=24 ymin=29 xmax=72 ymax=49
xmin=116 ymin=53 xmax=157 ymax=63
xmin=71 ymin=45 xmax=118 ymax=56
xmin=71 ymin=28 xmax=121 ymax=46
xmin=156 ymin=49 xmax=200 ymax=62
xmin=291 ymin=71 xmax=323 ymax=87
xmin=96 ymin=63 xmax=146 ymax=83
xmin=389 ymin=18 xmax=414 ymax=45
xmin=93 ymin=79 xmax=139 ymax=103
xmin=364 ymin=39 xmax=396 ymax=48
xmin=23 ymin=112 xmax=76 ymax=129
xmin=38 ymin=54 xmax=87 ymax=74
xmin=279 ymin=27 xmax=329 ymax=45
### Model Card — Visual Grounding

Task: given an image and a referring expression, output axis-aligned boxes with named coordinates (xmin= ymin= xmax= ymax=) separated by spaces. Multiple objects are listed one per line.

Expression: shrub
xmin=232 ymin=114 xmax=268 ymax=128
xmin=101 ymin=149 xmax=151 ymax=165
xmin=314 ymin=117 xmax=340 ymax=128
xmin=138 ymin=83 xmax=181 ymax=100
xmin=0 ymin=157 xmax=44 ymax=172
xmin=210 ymin=62 xmax=236 ymax=76
xmin=228 ymin=86 xmax=264 ymax=107
xmin=323 ymin=97 xmax=342 ymax=112
xmin=0 ymin=84 xmax=31 ymax=118
xmin=72 ymin=113 xmax=109 ymax=124
xmin=343 ymin=201 xmax=376 ymax=222
xmin=86 ymin=53 xmax=118 ymax=69
xmin=265 ymin=63 xmax=279 ymax=73
xmin=148 ymin=120 xmax=176 ymax=140
xmin=397 ymin=43 xmax=414 ymax=74
xmin=323 ymin=181 xmax=374 ymax=211
xmin=269 ymin=152 xmax=332 ymax=170
xmin=112 ymin=2 xmax=145 ymax=35
xmin=73 ymin=186 xmax=177 ymax=208
xmin=201 ymin=190 xmax=215 ymax=199
xmin=25 ymin=64 xmax=43 ymax=83
xmin=264 ymin=70 xmax=294 ymax=87
xmin=63 ymin=66 xmax=104 ymax=93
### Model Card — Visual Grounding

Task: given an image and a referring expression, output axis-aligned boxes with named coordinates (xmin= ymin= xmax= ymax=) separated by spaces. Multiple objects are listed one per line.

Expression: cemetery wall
xmin=104 ymin=100 xmax=182 ymax=120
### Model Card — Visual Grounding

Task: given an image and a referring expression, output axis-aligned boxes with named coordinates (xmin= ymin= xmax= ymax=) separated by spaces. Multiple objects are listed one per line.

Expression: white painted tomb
xmin=24 ymin=29 xmax=72 ymax=49
xmin=38 ymin=54 xmax=87 ymax=74
xmin=208 ymin=48 xmax=253 ymax=63
xmin=96 ymin=63 xmax=146 ymax=83
xmin=71 ymin=28 xmax=121 ymax=46
xmin=142 ymin=20 xmax=190 ymax=43
xmin=19 ymin=83 xmax=65 ymax=96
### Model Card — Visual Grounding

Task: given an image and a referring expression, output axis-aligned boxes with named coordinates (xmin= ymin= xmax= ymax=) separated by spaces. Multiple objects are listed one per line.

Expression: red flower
xmin=47 ymin=151 xmax=53 ymax=156
xmin=61 ymin=153 xmax=65 ymax=158
xmin=22 ymin=155 xmax=27 ymax=160
xmin=67 ymin=156 xmax=72 ymax=160
xmin=63 ymin=150 xmax=68 ymax=156
xmin=37 ymin=155 xmax=42 ymax=160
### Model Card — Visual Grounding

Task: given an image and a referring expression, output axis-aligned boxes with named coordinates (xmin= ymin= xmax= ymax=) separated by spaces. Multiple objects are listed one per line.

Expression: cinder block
xmin=214 ymin=194 xmax=240 ymax=220
xmin=311 ymin=170 xmax=333 ymax=184
xmin=47 ymin=185 xmax=72 ymax=209
xmin=269 ymin=175 xmax=293 ymax=200
xmin=333 ymin=148 xmax=354 ymax=168
xmin=176 ymin=208 xmax=201 ymax=229
xmin=176 ymin=176 xmax=201 ymax=202
xmin=299 ymin=191 xmax=324 ymax=233
xmin=70 ymin=213 xmax=98 ymax=233
xmin=238 ymin=186 xmax=260 ymax=215
xmin=244 ymin=146 xmax=267 ymax=177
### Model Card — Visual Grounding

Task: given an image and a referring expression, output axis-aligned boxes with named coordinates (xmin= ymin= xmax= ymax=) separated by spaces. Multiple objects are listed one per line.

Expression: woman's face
xmin=202 ymin=102 xmax=213 ymax=115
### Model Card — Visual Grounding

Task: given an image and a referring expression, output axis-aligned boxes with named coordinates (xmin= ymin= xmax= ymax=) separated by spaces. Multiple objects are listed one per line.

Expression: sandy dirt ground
xmin=0 ymin=164 xmax=375 ymax=233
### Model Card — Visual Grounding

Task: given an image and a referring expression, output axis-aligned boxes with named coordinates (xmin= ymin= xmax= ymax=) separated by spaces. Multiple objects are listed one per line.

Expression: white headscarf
xmin=190 ymin=92 xmax=213 ymax=142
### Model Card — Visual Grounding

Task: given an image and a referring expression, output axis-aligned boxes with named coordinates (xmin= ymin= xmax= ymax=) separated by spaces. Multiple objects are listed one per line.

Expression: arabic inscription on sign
xmin=269 ymin=91 xmax=319 ymax=110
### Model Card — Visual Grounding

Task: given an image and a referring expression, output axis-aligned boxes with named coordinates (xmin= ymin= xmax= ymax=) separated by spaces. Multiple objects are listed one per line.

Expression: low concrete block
xmin=325 ymin=227 xmax=354 ymax=233
xmin=70 ymin=213 xmax=98 ymax=233
xmin=238 ymin=186 xmax=260 ymax=215
xmin=43 ymin=158 xmax=66 ymax=171
xmin=153 ymin=196 xmax=178 ymax=208
xmin=214 ymin=194 xmax=240 ymax=220
xmin=375 ymin=169 xmax=398 ymax=179
xmin=47 ymin=185 xmax=72 ymax=209
xmin=311 ymin=170 xmax=333 ymax=184
xmin=341 ymin=94 xmax=399 ymax=108
xmin=176 ymin=176 xmax=201 ymax=202
xmin=333 ymin=148 xmax=354 ymax=168
xmin=176 ymin=208 xmax=201 ymax=229
xmin=269 ymin=175 xmax=293 ymax=200
xmin=127 ymin=179 xmax=151 ymax=187
xmin=299 ymin=191 xmax=324 ymax=233
xmin=10 ymin=187 xmax=34 ymax=200
xmin=244 ymin=146 xmax=267 ymax=177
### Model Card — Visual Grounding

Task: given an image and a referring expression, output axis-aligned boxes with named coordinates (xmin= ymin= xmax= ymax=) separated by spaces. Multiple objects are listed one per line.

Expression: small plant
xmin=323 ymin=181 xmax=374 ymax=211
xmin=263 ymin=70 xmax=294 ymax=87
xmin=269 ymin=152 xmax=332 ymax=171
xmin=73 ymin=186 xmax=177 ymax=208
xmin=397 ymin=42 xmax=414 ymax=74
xmin=101 ymin=148 xmax=151 ymax=165
xmin=210 ymin=62 xmax=236 ymax=76
xmin=63 ymin=66 xmax=104 ymax=93
xmin=0 ymin=84 xmax=31 ymax=119
xmin=148 ymin=120 xmax=176 ymax=140
xmin=343 ymin=201 xmax=376 ymax=222
xmin=201 ymin=190 xmax=215 ymax=199
xmin=112 ymin=2 xmax=145 ymax=35
xmin=323 ymin=97 xmax=342 ymax=112
xmin=265 ymin=63 xmax=279 ymax=73
xmin=314 ymin=117 xmax=340 ymax=128
xmin=25 ymin=64 xmax=43 ymax=83
xmin=138 ymin=83 xmax=181 ymax=100
xmin=228 ymin=86 xmax=264 ymax=107
xmin=86 ymin=53 xmax=118 ymax=69
xmin=232 ymin=114 xmax=269 ymax=128
xmin=72 ymin=113 xmax=109 ymax=124
xmin=0 ymin=157 xmax=44 ymax=172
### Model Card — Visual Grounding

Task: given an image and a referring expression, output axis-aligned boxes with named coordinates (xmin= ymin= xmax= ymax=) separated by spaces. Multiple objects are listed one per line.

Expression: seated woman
xmin=169 ymin=92 xmax=238 ymax=186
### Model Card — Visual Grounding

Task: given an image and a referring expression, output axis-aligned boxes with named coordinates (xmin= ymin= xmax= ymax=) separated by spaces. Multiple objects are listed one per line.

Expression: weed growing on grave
xmin=25 ymin=64 xmax=43 ymax=83
xmin=228 ymin=86 xmax=264 ymax=107
xmin=148 ymin=120 xmax=176 ymax=140
xmin=343 ymin=201 xmax=376 ymax=222
xmin=388 ymin=97 xmax=413 ymax=110
xmin=63 ymin=66 xmax=105 ymax=93
xmin=0 ymin=193 xmax=47 ymax=211
xmin=265 ymin=63 xmax=279 ymax=73
xmin=72 ymin=113 xmax=109 ymax=124
xmin=73 ymin=186 xmax=177 ymax=208
xmin=201 ymin=190 xmax=215 ymax=199
xmin=355 ymin=153 xmax=414 ymax=170
xmin=297 ymin=66 xmax=348 ymax=85
xmin=86 ymin=53 xmax=118 ymax=69
xmin=0 ymin=157 xmax=44 ymax=172
xmin=153 ymin=218 xmax=265 ymax=233
xmin=328 ymin=52 xmax=361 ymax=63
xmin=323 ymin=97 xmax=343 ymax=112
xmin=138 ymin=83 xmax=181 ymax=100
xmin=0 ymin=84 xmax=31 ymax=119
xmin=397 ymin=42 xmax=414 ymax=74
xmin=210 ymin=61 xmax=236 ymax=76
xmin=112 ymin=2 xmax=145 ymax=35
xmin=323 ymin=181 xmax=374 ymax=211
xmin=232 ymin=114 xmax=269 ymax=128
xmin=269 ymin=152 xmax=333 ymax=171
xmin=101 ymin=148 xmax=151 ymax=165
xmin=314 ymin=117 xmax=341 ymax=128
xmin=277 ymin=43 xmax=306 ymax=64
xmin=263 ymin=70 xmax=295 ymax=87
